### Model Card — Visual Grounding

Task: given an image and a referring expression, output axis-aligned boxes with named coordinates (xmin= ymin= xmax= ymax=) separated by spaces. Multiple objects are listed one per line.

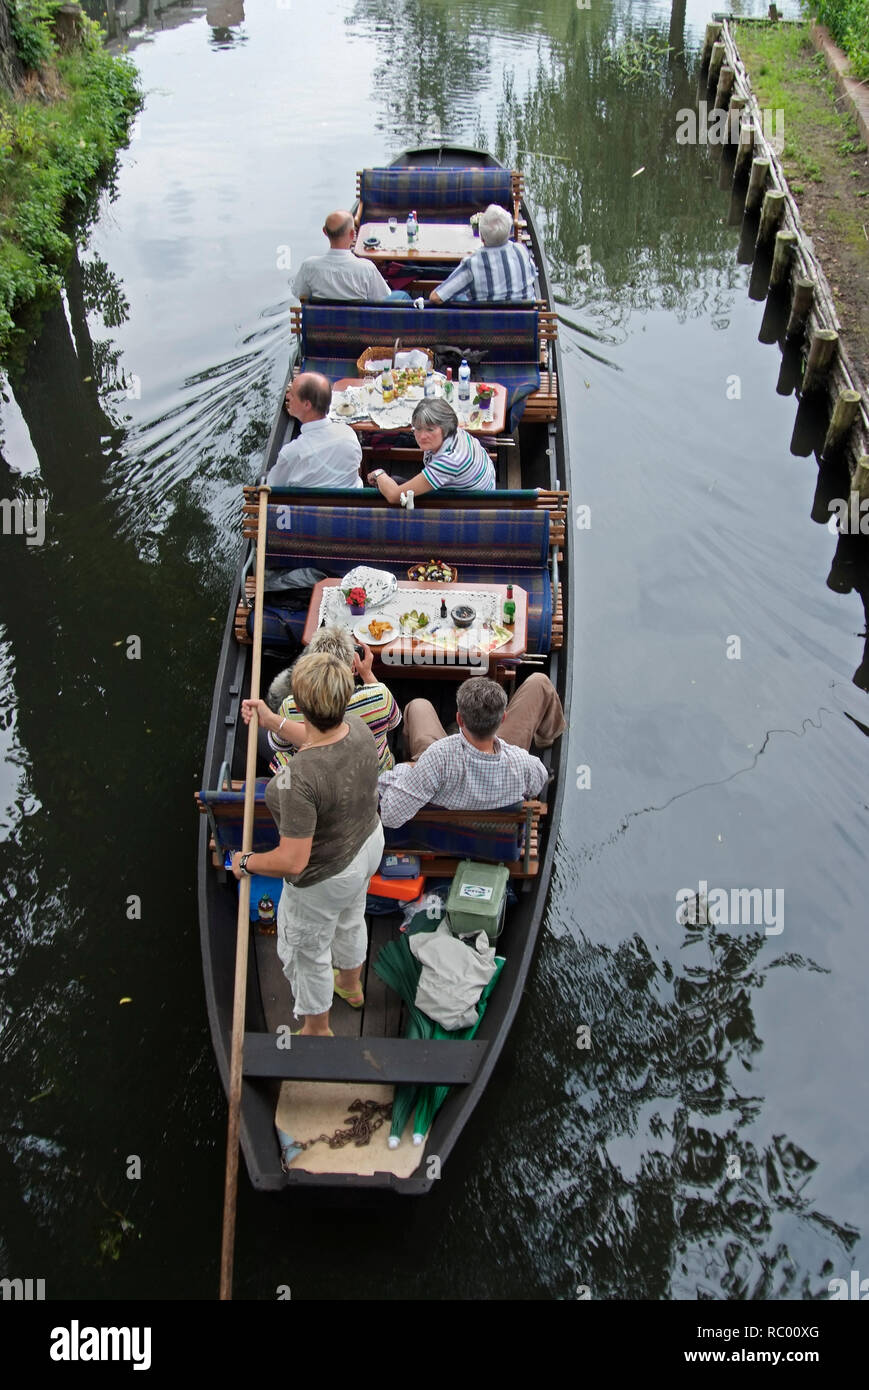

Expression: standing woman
xmin=231 ymin=652 xmax=383 ymax=1036
xmin=368 ymin=399 xmax=495 ymax=503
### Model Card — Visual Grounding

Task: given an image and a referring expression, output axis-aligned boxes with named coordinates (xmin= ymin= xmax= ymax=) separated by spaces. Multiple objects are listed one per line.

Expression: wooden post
xmin=728 ymin=94 xmax=747 ymax=145
xmin=733 ymin=121 xmax=755 ymax=183
xmin=756 ymin=190 xmax=786 ymax=249
xmin=786 ymin=278 xmax=815 ymax=337
xmin=701 ymin=22 xmax=723 ymax=67
xmin=714 ymin=65 xmax=735 ymax=111
xmin=769 ymin=230 xmax=797 ymax=288
xmin=852 ymin=456 xmax=869 ymax=506
xmin=745 ymin=158 xmax=771 ymax=213
xmin=823 ymin=390 xmax=863 ymax=458
xmin=801 ymin=329 xmax=839 ymax=395
xmin=708 ymin=42 xmax=726 ymax=88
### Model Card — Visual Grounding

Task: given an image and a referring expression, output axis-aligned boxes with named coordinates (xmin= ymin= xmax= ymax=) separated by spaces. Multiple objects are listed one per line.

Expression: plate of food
xmin=406 ymin=559 xmax=457 ymax=583
xmin=354 ymin=620 xmax=395 ymax=646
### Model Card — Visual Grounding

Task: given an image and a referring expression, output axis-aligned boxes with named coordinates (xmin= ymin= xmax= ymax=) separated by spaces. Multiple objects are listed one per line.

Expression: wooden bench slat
xmin=243 ymin=1034 xmax=488 ymax=1083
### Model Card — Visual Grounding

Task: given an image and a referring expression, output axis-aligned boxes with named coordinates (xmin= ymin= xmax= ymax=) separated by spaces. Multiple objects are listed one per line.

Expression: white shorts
xmin=276 ymin=822 xmax=385 ymax=1018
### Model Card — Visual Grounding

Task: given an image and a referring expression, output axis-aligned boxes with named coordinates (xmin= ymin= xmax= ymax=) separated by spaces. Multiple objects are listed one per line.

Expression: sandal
xmin=333 ymin=968 xmax=364 ymax=1008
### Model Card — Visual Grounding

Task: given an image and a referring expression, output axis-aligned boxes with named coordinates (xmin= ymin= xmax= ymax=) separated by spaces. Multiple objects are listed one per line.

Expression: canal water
xmin=1 ymin=0 xmax=866 ymax=1301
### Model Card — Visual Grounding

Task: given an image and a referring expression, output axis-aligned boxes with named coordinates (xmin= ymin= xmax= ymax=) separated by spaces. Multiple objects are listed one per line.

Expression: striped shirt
xmin=378 ymin=731 xmax=547 ymax=829
xmin=269 ymin=682 xmax=401 ymax=774
xmin=422 ymin=429 xmax=496 ymax=491
xmin=435 ymin=241 xmax=538 ymax=304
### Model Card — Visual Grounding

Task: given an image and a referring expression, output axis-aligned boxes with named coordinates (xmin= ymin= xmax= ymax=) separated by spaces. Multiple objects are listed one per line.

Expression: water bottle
xmin=424 ymin=365 xmax=435 ymax=398
xmin=406 ymin=209 xmax=418 ymax=245
xmin=458 ymin=358 xmax=471 ymax=403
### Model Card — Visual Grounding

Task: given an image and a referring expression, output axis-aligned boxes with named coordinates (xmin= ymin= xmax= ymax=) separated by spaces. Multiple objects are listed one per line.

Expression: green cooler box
xmin=446 ymin=861 xmax=510 ymax=940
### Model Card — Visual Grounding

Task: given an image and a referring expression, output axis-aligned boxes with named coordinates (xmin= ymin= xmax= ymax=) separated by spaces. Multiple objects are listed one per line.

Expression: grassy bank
xmin=733 ymin=19 xmax=869 ymax=386
xmin=0 ymin=3 xmax=141 ymax=354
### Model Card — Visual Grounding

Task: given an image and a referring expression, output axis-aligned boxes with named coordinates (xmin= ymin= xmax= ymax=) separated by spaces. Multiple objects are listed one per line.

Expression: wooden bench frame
xmin=197 ymin=788 xmax=547 ymax=879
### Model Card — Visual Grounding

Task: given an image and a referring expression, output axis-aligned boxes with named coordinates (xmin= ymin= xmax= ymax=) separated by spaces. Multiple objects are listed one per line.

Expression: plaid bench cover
xmin=300 ymin=303 xmax=540 ymax=428
xmin=200 ymin=785 xmax=526 ymax=864
xmin=359 ymin=167 xmax=513 ymax=222
xmin=198 ymin=780 xmax=279 ymax=858
xmin=258 ymin=503 xmax=552 ymax=652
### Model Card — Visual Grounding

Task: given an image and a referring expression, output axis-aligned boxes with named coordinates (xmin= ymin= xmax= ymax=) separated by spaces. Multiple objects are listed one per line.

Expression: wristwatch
xmin=239 ymin=852 xmax=254 ymax=876
xmin=369 ymin=469 xmax=385 ymax=482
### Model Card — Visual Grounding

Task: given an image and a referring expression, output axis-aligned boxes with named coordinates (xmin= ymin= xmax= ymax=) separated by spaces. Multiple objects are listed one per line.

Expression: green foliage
xmin=603 ymin=30 xmax=673 ymax=83
xmin=810 ymin=0 xmax=869 ymax=81
xmin=0 ymin=21 xmax=141 ymax=358
xmin=8 ymin=0 xmax=58 ymax=71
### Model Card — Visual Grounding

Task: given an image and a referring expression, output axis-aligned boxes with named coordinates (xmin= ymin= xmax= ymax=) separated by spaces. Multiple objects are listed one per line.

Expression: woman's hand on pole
xmin=241 ymin=697 xmax=271 ymax=728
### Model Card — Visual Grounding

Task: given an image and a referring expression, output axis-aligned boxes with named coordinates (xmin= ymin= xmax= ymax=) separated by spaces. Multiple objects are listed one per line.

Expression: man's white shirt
xmin=267 ymin=417 xmax=363 ymax=488
xmin=292 ymin=248 xmax=391 ymax=302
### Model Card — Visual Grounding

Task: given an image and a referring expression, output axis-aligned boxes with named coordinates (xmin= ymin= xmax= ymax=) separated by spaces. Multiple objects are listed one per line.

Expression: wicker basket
xmin=357 ymin=345 xmax=434 ymax=374
xmin=406 ymin=561 xmax=458 ymax=583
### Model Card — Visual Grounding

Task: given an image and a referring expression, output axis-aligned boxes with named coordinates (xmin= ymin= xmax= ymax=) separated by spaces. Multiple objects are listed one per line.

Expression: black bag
xmin=432 ymin=344 xmax=489 ymax=376
xmin=261 ymin=566 xmax=327 ymax=609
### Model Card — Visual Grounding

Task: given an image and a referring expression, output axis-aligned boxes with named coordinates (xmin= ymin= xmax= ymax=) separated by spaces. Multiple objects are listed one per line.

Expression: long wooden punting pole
xmin=219 ymin=482 xmax=270 ymax=1302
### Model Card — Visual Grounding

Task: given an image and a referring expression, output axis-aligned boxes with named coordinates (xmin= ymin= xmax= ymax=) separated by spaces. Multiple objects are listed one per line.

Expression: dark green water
xmin=1 ymin=0 xmax=867 ymax=1301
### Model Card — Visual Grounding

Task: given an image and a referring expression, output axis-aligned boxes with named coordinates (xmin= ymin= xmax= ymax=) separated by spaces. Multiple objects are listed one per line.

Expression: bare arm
xmin=372 ymin=470 xmax=433 ymax=505
xmin=231 ymin=836 xmax=313 ymax=880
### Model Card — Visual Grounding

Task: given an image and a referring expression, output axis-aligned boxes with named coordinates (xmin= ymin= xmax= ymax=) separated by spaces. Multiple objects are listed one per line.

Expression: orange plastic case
xmin=367 ymin=872 xmax=425 ymax=901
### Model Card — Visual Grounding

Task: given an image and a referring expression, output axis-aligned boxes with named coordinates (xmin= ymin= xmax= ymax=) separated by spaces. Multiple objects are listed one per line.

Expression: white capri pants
xmin=276 ymin=822 xmax=385 ymax=1018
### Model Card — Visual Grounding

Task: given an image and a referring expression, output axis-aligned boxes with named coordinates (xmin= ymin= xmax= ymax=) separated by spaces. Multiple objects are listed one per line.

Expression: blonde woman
xmin=260 ymin=625 xmax=400 ymax=773
xmin=232 ymin=652 xmax=384 ymax=1037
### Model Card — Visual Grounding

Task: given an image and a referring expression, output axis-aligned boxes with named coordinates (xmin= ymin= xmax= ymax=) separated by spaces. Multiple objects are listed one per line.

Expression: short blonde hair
xmin=291 ymin=652 xmax=354 ymax=731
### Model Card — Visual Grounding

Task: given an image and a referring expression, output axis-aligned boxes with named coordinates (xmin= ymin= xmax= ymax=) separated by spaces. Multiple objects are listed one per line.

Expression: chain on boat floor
xmin=275 ymin=1082 xmax=425 ymax=1177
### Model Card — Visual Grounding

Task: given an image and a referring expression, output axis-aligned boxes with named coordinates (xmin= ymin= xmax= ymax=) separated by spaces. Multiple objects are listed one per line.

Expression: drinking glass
xmin=388 ymin=216 xmax=398 ymax=235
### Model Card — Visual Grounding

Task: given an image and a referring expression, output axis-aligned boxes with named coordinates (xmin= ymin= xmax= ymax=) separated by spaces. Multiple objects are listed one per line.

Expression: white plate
xmin=354 ymin=622 xmax=397 ymax=646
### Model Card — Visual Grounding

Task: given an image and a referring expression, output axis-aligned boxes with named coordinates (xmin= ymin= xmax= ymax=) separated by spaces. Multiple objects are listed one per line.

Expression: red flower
xmin=345 ymin=586 xmax=367 ymax=606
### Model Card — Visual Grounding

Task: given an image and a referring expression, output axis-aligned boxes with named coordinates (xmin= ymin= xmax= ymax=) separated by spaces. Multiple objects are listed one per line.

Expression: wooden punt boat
xmin=197 ymin=145 xmax=572 ymax=1193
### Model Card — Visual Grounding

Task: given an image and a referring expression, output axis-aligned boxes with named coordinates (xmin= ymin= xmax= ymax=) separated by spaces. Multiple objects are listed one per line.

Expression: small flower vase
xmin=478 ymin=394 xmax=493 ymax=421
xmin=349 ymin=603 xmax=365 ymax=616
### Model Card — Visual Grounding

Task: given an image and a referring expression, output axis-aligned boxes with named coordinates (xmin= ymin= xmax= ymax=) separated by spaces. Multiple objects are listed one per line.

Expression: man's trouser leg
xmin=500 ymin=673 xmax=566 ymax=751
xmin=404 ymin=699 xmax=448 ymax=759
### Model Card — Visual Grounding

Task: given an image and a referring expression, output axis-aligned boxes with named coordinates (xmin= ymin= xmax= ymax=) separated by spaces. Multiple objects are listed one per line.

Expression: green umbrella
xmin=372 ymin=933 xmax=433 ymax=1145
xmin=373 ymin=920 xmax=504 ymax=1147
xmin=411 ymin=958 xmax=504 ymax=1143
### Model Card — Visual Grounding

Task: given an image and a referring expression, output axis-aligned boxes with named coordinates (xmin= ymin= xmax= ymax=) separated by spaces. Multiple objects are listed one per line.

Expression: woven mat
xmin=275 ymin=1081 xmax=426 ymax=1178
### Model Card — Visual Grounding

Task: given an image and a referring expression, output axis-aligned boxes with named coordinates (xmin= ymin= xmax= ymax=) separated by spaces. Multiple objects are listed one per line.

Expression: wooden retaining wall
xmin=700 ymin=17 xmax=869 ymax=479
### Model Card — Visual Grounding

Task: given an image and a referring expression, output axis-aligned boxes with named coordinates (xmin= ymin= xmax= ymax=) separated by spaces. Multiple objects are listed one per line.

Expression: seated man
xmin=292 ymin=210 xmax=409 ymax=302
xmin=266 ymin=372 xmax=362 ymax=488
xmin=429 ymin=204 xmax=537 ymax=305
xmin=378 ymin=674 xmax=565 ymax=829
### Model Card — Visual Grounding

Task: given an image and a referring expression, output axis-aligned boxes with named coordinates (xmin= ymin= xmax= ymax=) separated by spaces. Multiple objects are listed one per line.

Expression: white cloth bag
xmin=409 ymin=921 xmax=496 ymax=1031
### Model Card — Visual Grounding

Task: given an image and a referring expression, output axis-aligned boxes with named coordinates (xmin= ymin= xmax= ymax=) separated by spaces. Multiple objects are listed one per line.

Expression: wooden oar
xmin=219 ymin=482 xmax=270 ymax=1301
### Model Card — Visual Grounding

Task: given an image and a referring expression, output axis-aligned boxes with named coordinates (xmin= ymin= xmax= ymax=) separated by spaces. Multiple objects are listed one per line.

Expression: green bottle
xmin=503 ymin=584 xmax=515 ymax=626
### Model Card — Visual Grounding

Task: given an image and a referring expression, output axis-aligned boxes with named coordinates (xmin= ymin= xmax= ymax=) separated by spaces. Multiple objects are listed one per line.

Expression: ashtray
xmin=363 ymin=237 xmax=380 ymax=248
xmin=451 ymin=605 xmax=475 ymax=629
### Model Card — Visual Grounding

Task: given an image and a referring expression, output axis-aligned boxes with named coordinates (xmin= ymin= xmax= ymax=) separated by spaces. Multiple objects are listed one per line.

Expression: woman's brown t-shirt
xmin=264 ymin=714 xmax=380 ymax=888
